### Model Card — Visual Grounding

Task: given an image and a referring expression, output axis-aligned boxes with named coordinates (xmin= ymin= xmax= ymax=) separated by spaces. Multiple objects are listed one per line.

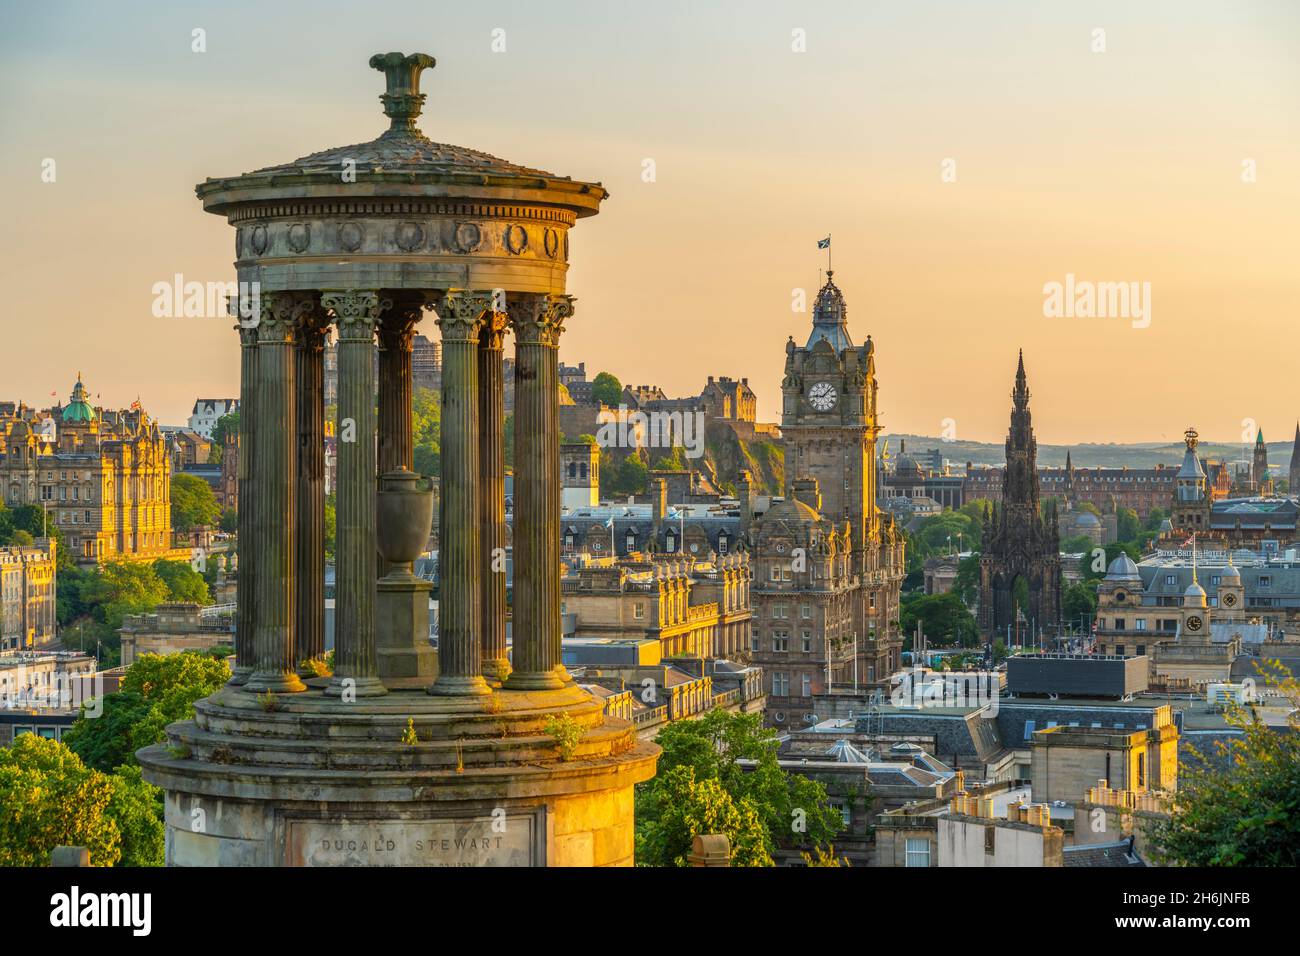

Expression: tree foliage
xmin=1151 ymin=661 xmax=1300 ymax=866
xmin=171 ymin=473 xmax=221 ymax=532
xmin=634 ymin=709 xmax=843 ymax=866
xmin=0 ymin=735 xmax=121 ymax=866
xmin=591 ymin=371 xmax=623 ymax=408
xmin=412 ymin=386 xmax=441 ymax=476
xmin=900 ymin=592 xmax=980 ymax=647
xmin=65 ymin=651 xmax=229 ymax=773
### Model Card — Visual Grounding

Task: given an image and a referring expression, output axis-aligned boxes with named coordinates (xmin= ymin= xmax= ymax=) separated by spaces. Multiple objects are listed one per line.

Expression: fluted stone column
xmin=478 ymin=309 xmax=510 ymax=684
xmin=377 ymin=301 xmax=420 ymax=473
xmin=294 ymin=315 xmax=327 ymax=674
xmin=428 ymin=290 xmax=491 ymax=697
xmin=375 ymin=298 xmax=438 ymax=681
xmin=504 ymin=294 xmax=574 ymax=691
xmin=323 ymin=290 xmax=388 ymax=699
xmin=229 ymin=315 xmax=257 ymax=685
xmin=245 ymin=295 xmax=308 ymax=694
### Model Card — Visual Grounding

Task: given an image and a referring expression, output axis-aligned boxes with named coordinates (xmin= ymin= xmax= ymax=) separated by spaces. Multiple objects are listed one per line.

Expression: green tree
xmin=207 ymin=411 xmax=239 ymax=465
xmin=591 ymin=371 xmax=623 ymax=408
xmin=1062 ymin=580 xmax=1099 ymax=626
xmin=913 ymin=511 xmax=977 ymax=555
xmin=1151 ymin=661 xmax=1300 ymax=866
xmin=65 ymin=651 xmax=229 ymax=773
xmin=1116 ymin=507 xmax=1141 ymax=544
xmin=171 ymin=473 xmax=221 ymax=532
xmin=900 ymin=592 xmax=980 ymax=646
xmin=957 ymin=499 xmax=992 ymax=544
xmin=153 ymin=558 xmax=210 ymax=604
xmin=219 ymin=507 xmax=237 ymax=533
xmin=324 ymin=494 xmax=337 ymax=558
xmin=600 ymin=450 xmax=648 ymax=497
xmin=412 ymin=386 xmax=441 ymax=476
xmin=106 ymin=764 xmax=165 ymax=867
xmin=636 ymin=709 xmax=843 ymax=865
xmin=0 ymin=734 xmax=121 ymax=866
xmin=1061 ymin=534 xmax=1093 ymax=554
xmin=635 ymin=765 xmax=771 ymax=866
xmin=1080 ymin=541 xmax=1140 ymax=582
xmin=953 ymin=553 xmax=981 ymax=605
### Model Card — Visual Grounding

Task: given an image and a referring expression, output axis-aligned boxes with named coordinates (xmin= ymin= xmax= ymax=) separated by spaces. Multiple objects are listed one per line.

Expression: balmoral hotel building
xmin=0 ymin=375 xmax=176 ymax=566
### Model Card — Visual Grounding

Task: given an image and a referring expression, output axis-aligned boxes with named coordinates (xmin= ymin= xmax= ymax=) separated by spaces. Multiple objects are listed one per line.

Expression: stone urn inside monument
xmin=377 ymin=468 xmax=434 ymax=582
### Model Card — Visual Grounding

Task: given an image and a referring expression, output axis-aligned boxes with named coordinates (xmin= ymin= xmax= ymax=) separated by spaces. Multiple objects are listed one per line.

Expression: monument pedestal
xmin=138 ymin=685 xmax=657 ymax=866
xmin=376 ymin=575 xmax=438 ymax=681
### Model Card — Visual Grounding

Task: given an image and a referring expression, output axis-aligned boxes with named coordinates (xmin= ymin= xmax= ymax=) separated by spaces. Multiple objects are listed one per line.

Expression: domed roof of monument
xmin=1220 ymin=559 xmax=1241 ymax=583
xmin=61 ymin=374 xmax=96 ymax=423
xmin=1077 ymin=511 xmax=1101 ymax=527
xmin=196 ymin=52 xmax=605 ymax=217
xmin=806 ymin=271 xmax=855 ymax=352
xmin=1184 ymin=580 xmax=1207 ymax=603
xmin=1104 ymin=553 xmax=1139 ymax=581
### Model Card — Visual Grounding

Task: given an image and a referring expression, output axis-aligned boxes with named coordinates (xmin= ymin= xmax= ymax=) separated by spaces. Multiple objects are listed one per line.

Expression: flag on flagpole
xmin=817 ymin=236 xmax=831 ymax=249
xmin=604 ymin=516 xmax=614 ymax=529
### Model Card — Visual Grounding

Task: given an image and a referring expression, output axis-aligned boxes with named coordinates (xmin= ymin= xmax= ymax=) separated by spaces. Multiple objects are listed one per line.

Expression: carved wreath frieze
xmin=504 ymin=224 xmax=529 ymax=255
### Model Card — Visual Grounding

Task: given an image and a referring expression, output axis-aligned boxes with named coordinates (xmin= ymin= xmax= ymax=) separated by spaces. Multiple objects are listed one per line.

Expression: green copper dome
xmin=61 ymin=374 xmax=96 ymax=423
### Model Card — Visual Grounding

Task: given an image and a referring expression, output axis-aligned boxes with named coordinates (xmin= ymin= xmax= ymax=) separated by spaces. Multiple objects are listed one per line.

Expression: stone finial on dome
xmin=368 ymin=52 xmax=437 ymax=132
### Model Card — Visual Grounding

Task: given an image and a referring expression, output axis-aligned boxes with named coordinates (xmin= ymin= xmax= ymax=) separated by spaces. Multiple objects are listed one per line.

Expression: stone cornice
xmin=226 ymin=199 xmax=578 ymax=228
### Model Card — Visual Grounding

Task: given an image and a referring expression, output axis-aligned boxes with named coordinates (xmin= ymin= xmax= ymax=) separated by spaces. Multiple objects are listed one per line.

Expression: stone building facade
xmin=0 ymin=539 xmax=57 ymax=651
xmin=748 ymin=271 xmax=906 ymax=729
xmin=0 ymin=376 xmax=176 ymax=565
xmin=187 ymin=398 xmax=238 ymax=439
xmin=561 ymin=552 xmax=751 ymax=662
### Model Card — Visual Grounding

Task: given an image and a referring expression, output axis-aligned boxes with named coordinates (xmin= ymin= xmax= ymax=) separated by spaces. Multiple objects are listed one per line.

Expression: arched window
xmin=567 ymin=462 xmax=577 ymax=479
xmin=665 ymin=532 xmax=676 ymax=553
xmin=625 ymin=531 xmax=636 ymax=552
xmin=579 ymin=463 xmax=588 ymax=479
xmin=718 ymin=532 xmax=729 ymax=555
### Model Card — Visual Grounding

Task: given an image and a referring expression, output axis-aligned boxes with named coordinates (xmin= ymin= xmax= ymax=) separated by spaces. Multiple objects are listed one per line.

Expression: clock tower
xmin=753 ymin=269 xmax=904 ymax=706
xmin=781 ymin=271 xmax=879 ymax=548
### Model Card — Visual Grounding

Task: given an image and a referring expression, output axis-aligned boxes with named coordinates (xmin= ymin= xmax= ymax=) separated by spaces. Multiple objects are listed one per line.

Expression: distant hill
xmin=882 ymin=434 xmax=1296 ymax=471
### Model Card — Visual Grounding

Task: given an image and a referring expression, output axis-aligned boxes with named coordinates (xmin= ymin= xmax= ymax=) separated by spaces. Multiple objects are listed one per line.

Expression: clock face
xmin=1186 ymin=615 xmax=1203 ymax=632
xmin=1222 ymin=592 xmax=1237 ymax=607
xmin=808 ymin=381 xmax=838 ymax=411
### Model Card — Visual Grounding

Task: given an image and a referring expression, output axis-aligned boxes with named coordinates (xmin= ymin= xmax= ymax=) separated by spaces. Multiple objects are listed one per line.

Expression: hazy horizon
xmin=2 ymin=1 xmax=1297 ymax=443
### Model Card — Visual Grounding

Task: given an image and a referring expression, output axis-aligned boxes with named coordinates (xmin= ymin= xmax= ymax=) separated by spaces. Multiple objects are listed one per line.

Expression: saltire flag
xmin=817 ymin=236 xmax=831 ymax=249
xmin=604 ymin=516 xmax=614 ymax=529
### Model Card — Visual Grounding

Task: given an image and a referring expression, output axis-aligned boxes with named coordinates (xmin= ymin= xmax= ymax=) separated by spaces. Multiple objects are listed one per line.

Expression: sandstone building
xmin=0 ymin=539 xmax=57 ymax=651
xmin=748 ymin=272 xmax=906 ymax=729
xmin=0 ymin=376 xmax=176 ymax=565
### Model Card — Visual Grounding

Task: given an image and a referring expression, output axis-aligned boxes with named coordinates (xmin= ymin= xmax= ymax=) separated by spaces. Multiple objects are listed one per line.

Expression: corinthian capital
xmin=257 ymin=292 xmax=315 ymax=344
xmin=480 ymin=309 xmax=509 ymax=351
xmin=509 ymin=293 xmax=573 ymax=348
xmin=435 ymin=289 xmax=492 ymax=343
xmin=322 ymin=290 xmax=389 ymax=341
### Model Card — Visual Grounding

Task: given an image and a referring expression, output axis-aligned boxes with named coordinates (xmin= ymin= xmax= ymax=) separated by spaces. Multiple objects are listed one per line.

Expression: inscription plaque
xmin=285 ymin=813 xmax=542 ymax=867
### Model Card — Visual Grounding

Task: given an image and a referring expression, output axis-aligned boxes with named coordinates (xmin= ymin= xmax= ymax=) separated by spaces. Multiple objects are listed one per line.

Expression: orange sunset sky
xmin=1 ymin=1 xmax=1297 ymax=444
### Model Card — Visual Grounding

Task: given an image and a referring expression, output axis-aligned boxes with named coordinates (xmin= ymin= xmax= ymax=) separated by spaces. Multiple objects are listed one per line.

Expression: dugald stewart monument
xmin=137 ymin=52 xmax=659 ymax=866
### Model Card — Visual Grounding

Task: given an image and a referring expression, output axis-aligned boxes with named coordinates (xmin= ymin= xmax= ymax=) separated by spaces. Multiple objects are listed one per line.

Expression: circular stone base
xmin=137 ymin=685 xmax=659 ymax=867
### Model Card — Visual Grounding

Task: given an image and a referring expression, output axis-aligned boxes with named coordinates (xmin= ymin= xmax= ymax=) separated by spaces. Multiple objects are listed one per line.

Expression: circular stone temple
xmin=137 ymin=52 xmax=658 ymax=867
